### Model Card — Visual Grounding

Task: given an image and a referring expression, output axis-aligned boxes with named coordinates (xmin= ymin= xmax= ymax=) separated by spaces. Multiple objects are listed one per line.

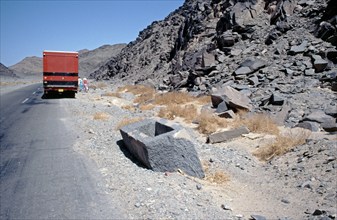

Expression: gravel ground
xmin=61 ymin=83 xmax=336 ymax=220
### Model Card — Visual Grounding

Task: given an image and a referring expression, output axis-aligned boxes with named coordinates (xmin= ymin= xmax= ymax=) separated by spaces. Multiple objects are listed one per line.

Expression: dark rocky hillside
xmin=91 ymin=0 xmax=337 ymax=131
xmin=91 ymin=0 xmax=336 ymax=91
xmin=9 ymin=44 xmax=126 ymax=78
xmin=0 ymin=63 xmax=17 ymax=78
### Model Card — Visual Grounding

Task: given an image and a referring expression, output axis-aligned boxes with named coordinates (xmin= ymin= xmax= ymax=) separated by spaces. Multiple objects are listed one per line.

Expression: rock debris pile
xmin=91 ymin=0 xmax=336 ymax=131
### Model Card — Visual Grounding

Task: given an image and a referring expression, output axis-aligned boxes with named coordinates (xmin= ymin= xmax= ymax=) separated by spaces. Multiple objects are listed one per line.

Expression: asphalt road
xmin=0 ymin=84 xmax=123 ymax=219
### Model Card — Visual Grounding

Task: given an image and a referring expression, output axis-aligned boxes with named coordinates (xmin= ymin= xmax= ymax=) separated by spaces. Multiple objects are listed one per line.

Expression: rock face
xmin=91 ymin=0 xmax=336 ymax=92
xmin=119 ymin=119 xmax=205 ymax=178
xmin=90 ymin=0 xmax=336 ymax=128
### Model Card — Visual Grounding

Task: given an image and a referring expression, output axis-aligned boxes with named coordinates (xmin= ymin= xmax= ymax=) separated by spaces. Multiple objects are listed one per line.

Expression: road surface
xmin=0 ymin=84 xmax=123 ymax=219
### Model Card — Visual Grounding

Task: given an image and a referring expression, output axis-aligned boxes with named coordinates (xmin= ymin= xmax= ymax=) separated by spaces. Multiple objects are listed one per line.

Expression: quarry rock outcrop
xmin=91 ymin=0 xmax=336 ymax=129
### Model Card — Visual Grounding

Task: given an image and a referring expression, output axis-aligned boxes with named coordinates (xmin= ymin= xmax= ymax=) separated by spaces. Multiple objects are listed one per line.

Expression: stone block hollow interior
xmin=138 ymin=121 xmax=174 ymax=137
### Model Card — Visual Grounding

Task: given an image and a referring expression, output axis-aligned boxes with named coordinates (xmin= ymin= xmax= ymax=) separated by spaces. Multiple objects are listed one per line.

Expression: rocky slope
xmin=0 ymin=63 xmax=17 ymax=78
xmin=91 ymin=0 xmax=337 ymax=133
xmin=91 ymin=0 xmax=336 ymax=90
xmin=79 ymin=44 xmax=126 ymax=77
xmin=9 ymin=56 xmax=42 ymax=77
xmin=9 ymin=44 xmax=126 ymax=78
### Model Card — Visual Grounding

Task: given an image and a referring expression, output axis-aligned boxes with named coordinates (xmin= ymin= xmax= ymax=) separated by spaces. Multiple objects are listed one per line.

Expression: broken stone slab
xmin=202 ymin=52 xmax=216 ymax=68
xmin=250 ymin=215 xmax=267 ymax=220
xmin=234 ymin=66 xmax=252 ymax=76
xmin=211 ymin=86 xmax=253 ymax=111
xmin=217 ymin=31 xmax=236 ymax=48
xmin=312 ymin=55 xmax=328 ymax=72
xmin=304 ymin=69 xmax=315 ymax=76
xmin=207 ymin=126 xmax=249 ymax=144
xmin=217 ymin=110 xmax=236 ymax=119
xmin=272 ymin=104 xmax=291 ymax=126
xmin=248 ymin=75 xmax=259 ymax=86
xmin=240 ymin=58 xmax=266 ymax=72
xmin=289 ymin=40 xmax=308 ymax=55
xmin=230 ymin=49 xmax=242 ymax=56
xmin=269 ymin=93 xmax=285 ymax=105
xmin=296 ymin=121 xmax=320 ymax=132
xmin=302 ymin=110 xmax=335 ymax=125
xmin=215 ymin=101 xmax=228 ymax=113
xmin=120 ymin=119 xmax=205 ymax=178
xmin=321 ymin=121 xmax=337 ymax=132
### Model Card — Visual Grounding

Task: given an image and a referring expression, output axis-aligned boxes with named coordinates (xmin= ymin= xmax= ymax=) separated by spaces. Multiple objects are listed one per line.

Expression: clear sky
xmin=0 ymin=0 xmax=184 ymax=67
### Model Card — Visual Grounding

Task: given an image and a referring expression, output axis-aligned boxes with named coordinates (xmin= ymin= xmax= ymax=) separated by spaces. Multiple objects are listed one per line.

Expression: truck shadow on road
xmin=41 ymin=93 xmax=76 ymax=99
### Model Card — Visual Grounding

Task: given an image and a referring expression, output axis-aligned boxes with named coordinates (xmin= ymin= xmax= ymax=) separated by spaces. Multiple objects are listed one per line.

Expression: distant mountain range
xmin=7 ymin=44 xmax=126 ymax=78
xmin=0 ymin=63 xmax=17 ymax=78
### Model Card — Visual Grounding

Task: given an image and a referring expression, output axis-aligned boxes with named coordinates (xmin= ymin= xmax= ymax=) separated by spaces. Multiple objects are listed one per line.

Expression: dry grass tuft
xmin=202 ymin=161 xmax=230 ymax=185
xmin=122 ymin=105 xmax=137 ymax=112
xmin=196 ymin=95 xmax=211 ymax=105
xmin=117 ymin=85 xmax=155 ymax=95
xmin=158 ymin=104 xmax=197 ymax=122
xmin=115 ymin=117 xmax=144 ymax=130
xmin=154 ymin=91 xmax=195 ymax=105
xmin=93 ymin=112 xmax=110 ymax=120
xmin=134 ymin=92 xmax=155 ymax=104
xmin=234 ymin=113 xmax=279 ymax=135
xmin=92 ymin=82 xmax=108 ymax=89
xmin=116 ymin=85 xmax=156 ymax=105
xmin=101 ymin=92 xmax=121 ymax=98
xmin=139 ymin=104 xmax=155 ymax=111
xmin=205 ymin=171 xmax=230 ymax=185
xmin=196 ymin=112 xmax=228 ymax=134
xmin=254 ymin=129 xmax=311 ymax=161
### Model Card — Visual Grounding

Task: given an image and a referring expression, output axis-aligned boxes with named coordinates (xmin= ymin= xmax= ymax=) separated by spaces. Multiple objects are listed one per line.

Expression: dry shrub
xmin=254 ymin=129 xmax=311 ymax=161
xmin=205 ymin=170 xmax=230 ymax=185
xmin=202 ymin=161 xmax=230 ymax=184
xmin=93 ymin=112 xmax=109 ymax=120
xmin=202 ymin=160 xmax=210 ymax=173
xmin=115 ymin=117 xmax=144 ymax=130
xmin=117 ymin=84 xmax=155 ymax=96
xmin=154 ymin=91 xmax=195 ymax=105
xmin=235 ymin=113 xmax=279 ymax=135
xmin=196 ymin=95 xmax=211 ymax=105
xmin=116 ymin=85 xmax=156 ymax=105
xmin=196 ymin=112 xmax=228 ymax=134
xmin=101 ymin=92 xmax=121 ymax=98
xmin=139 ymin=104 xmax=155 ymax=111
xmin=157 ymin=104 xmax=197 ymax=122
xmin=134 ymin=92 xmax=155 ymax=104
xmin=94 ymin=82 xmax=108 ymax=89
xmin=122 ymin=105 xmax=137 ymax=112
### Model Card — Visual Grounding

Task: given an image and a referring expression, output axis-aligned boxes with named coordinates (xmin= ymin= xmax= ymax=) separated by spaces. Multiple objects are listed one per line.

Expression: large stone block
xmin=211 ymin=86 xmax=253 ymax=111
xmin=120 ymin=119 xmax=205 ymax=178
xmin=207 ymin=126 xmax=249 ymax=144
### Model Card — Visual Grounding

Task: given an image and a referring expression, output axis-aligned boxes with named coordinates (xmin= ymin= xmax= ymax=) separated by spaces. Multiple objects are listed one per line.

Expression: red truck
xmin=43 ymin=50 xmax=78 ymax=97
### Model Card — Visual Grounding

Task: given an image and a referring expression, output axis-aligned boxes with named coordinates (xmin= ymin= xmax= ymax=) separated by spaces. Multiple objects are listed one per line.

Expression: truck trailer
xmin=43 ymin=50 xmax=78 ymax=97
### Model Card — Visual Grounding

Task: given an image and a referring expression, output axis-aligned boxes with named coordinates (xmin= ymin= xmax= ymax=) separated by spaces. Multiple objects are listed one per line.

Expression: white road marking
xmin=22 ymin=98 xmax=29 ymax=104
xmin=33 ymin=91 xmax=36 ymax=94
